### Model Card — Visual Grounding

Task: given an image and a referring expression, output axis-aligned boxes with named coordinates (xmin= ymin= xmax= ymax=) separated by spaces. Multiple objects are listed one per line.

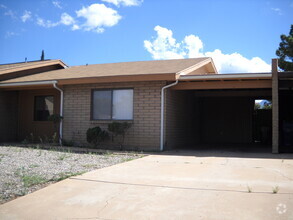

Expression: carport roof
xmin=0 ymin=57 xmax=216 ymax=86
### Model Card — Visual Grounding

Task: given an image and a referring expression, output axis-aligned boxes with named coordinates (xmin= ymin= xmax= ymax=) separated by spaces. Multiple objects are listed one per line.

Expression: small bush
xmin=108 ymin=122 xmax=132 ymax=149
xmin=86 ymin=126 xmax=109 ymax=147
xmin=48 ymin=114 xmax=63 ymax=124
xmin=62 ymin=139 xmax=74 ymax=147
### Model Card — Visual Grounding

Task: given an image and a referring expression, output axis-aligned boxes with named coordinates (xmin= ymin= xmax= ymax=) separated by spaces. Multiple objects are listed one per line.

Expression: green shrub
xmin=48 ymin=114 xmax=63 ymax=143
xmin=108 ymin=122 xmax=132 ymax=148
xmin=86 ymin=126 xmax=109 ymax=146
xmin=48 ymin=114 xmax=63 ymax=123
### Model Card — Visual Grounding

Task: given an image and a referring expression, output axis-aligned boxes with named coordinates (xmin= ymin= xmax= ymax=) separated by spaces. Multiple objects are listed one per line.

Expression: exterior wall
xmin=62 ymin=81 xmax=166 ymax=151
xmin=0 ymin=91 xmax=18 ymax=142
xmin=165 ymin=91 xmax=256 ymax=149
xmin=18 ymin=89 xmax=60 ymax=141
xmin=200 ymin=97 xmax=254 ymax=144
xmin=165 ymin=90 xmax=197 ymax=149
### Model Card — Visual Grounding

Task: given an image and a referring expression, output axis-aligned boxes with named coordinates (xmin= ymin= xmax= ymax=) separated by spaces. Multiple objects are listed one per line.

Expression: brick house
xmin=0 ymin=58 xmax=292 ymax=153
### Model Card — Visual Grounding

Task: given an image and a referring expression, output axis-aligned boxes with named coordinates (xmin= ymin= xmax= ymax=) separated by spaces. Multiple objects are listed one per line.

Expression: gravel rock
xmin=0 ymin=145 xmax=142 ymax=204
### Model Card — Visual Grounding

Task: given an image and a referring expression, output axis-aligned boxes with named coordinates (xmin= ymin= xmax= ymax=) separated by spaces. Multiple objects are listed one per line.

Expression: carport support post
xmin=272 ymin=59 xmax=279 ymax=153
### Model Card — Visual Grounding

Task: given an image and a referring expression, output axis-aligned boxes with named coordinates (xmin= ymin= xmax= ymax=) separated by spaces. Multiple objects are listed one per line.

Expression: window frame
xmin=91 ymin=88 xmax=134 ymax=121
xmin=33 ymin=95 xmax=55 ymax=122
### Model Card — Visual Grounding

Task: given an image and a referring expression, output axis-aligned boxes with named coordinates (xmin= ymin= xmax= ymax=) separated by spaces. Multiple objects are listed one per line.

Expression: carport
xmin=165 ymin=73 xmax=273 ymax=152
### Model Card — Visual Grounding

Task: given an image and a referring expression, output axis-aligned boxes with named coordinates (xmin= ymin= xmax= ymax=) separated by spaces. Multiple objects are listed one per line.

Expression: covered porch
xmin=0 ymin=83 xmax=62 ymax=143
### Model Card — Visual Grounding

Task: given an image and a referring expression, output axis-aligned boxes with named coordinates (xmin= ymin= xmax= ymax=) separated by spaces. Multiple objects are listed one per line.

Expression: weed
xmin=52 ymin=172 xmax=84 ymax=182
xmin=30 ymin=133 xmax=35 ymax=143
xmin=4 ymin=181 xmax=16 ymax=188
xmin=57 ymin=154 xmax=68 ymax=161
xmin=17 ymin=189 xmax=28 ymax=196
xmin=22 ymin=175 xmax=46 ymax=187
xmin=122 ymin=158 xmax=134 ymax=163
xmin=103 ymin=151 xmax=113 ymax=157
xmin=29 ymin=164 xmax=39 ymax=168
xmin=82 ymin=164 xmax=96 ymax=168
xmin=14 ymin=167 xmax=26 ymax=177
xmin=0 ymin=153 xmax=5 ymax=162
xmin=247 ymin=185 xmax=252 ymax=193
xmin=272 ymin=186 xmax=279 ymax=194
xmin=21 ymin=139 xmax=29 ymax=145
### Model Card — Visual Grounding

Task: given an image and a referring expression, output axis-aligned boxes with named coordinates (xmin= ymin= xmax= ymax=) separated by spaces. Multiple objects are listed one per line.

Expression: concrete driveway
xmin=0 ymin=150 xmax=292 ymax=220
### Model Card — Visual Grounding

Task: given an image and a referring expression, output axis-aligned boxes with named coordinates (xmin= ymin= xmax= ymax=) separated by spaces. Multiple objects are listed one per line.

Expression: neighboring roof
xmin=0 ymin=58 xmax=216 ymax=86
xmin=0 ymin=60 xmax=67 ymax=75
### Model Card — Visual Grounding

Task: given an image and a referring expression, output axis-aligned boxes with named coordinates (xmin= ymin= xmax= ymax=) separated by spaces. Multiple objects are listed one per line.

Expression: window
xmin=92 ymin=89 xmax=133 ymax=120
xmin=34 ymin=96 xmax=54 ymax=121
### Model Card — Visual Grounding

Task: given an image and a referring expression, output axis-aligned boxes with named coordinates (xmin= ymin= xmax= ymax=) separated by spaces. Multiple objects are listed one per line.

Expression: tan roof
xmin=0 ymin=58 xmax=215 ymax=85
xmin=0 ymin=60 xmax=67 ymax=76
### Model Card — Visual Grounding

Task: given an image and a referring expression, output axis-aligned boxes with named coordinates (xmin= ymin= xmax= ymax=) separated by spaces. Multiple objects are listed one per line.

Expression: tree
xmin=40 ymin=50 xmax=45 ymax=61
xmin=276 ymin=25 xmax=293 ymax=71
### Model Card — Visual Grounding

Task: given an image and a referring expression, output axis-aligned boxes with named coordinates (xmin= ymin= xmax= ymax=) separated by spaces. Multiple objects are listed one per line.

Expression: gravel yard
xmin=0 ymin=145 xmax=142 ymax=204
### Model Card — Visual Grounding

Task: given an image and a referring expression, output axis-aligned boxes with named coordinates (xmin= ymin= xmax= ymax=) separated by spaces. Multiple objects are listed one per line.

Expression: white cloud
xmin=271 ymin=7 xmax=282 ymax=15
xmin=36 ymin=17 xmax=59 ymax=28
xmin=36 ymin=3 xmax=124 ymax=33
xmin=71 ymin=24 xmax=80 ymax=30
xmin=5 ymin=31 xmax=18 ymax=38
xmin=60 ymin=13 xmax=75 ymax=25
xmin=76 ymin=4 xmax=121 ymax=33
xmin=0 ymin=4 xmax=7 ymax=9
xmin=184 ymin=35 xmax=204 ymax=58
xmin=52 ymin=1 xmax=62 ymax=9
xmin=4 ymin=10 xmax=16 ymax=19
xmin=21 ymin=10 xmax=32 ymax=22
xmin=144 ymin=26 xmax=271 ymax=73
xmin=144 ymin=25 xmax=185 ymax=59
xmin=101 ymin=0 xmax=143 ymax=7
xmin=36 ymin=13 xmax=75 ymax=29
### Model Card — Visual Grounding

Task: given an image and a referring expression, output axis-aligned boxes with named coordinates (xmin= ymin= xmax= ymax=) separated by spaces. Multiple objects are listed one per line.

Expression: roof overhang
xmin=0 ymin=60 xmax=67 ymax=75
xmin=0 ymin=80 xmax=58 ymax=90
xmin=179 ymin=73 xmax=272 ymax=81
xmin=172 ymin=73 xmax=273 ymax=90
xmin=176 ymin=57 xmax=218 ymax=76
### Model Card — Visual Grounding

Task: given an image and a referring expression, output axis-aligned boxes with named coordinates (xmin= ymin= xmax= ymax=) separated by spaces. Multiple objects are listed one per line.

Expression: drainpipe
xmin=160 ymin=80 xmax=179 ymax=151
xmin=53 ymin=83 xmax=63 ymax=145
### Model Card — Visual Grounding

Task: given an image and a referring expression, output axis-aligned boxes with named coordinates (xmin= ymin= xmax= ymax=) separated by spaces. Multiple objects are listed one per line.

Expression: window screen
xmin=93 ymin=90 xmax=112 ymax=120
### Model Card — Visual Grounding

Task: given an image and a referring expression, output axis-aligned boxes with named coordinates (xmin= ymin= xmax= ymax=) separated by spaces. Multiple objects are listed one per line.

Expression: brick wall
xmin=0 ymin=91 xmax=18 ymax=142
xmin=63 ymin=81 xmax=166 ymax=151
xmin=165 ymin=90 xmax=196 ymax=149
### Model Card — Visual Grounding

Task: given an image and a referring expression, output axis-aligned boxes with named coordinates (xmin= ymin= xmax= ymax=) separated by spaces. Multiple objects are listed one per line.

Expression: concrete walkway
xmin=0 ymin=151 xmax=292 ymax=219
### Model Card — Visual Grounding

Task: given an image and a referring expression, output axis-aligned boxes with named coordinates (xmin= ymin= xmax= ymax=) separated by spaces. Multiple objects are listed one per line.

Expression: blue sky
xmin=0 ymin=0 xmax=292 ymax=73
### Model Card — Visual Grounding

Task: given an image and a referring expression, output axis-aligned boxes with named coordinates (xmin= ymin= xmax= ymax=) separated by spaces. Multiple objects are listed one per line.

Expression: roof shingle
xmin=0 ymin=58 xmax=210 ymax=84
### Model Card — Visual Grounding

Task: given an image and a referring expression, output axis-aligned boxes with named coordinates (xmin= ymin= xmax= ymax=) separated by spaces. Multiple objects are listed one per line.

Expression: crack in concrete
xmin=96 ymin=187 xmax=126 ymax=219
xmin=69 ymin=177 xmax=293 ymax=195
